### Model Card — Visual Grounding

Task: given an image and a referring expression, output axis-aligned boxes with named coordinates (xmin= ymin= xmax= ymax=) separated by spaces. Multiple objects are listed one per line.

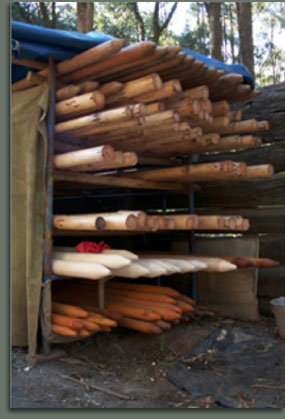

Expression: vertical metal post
xmin=42 ymin=58 xmax=56 ymax=354
xmin=188 ymin=155 xmax=196 ymax=300
xmin=156 ymin=193 xmax=168 ymax=287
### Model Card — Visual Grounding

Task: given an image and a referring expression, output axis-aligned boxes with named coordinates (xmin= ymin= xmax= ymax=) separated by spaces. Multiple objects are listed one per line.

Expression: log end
xmin=102 ymin=144 xmax=115 ymax=162
xmin=152 ymin=73 xmax=163 ymax=90
xmin=95 ymin=216 xmax=106 ymax=231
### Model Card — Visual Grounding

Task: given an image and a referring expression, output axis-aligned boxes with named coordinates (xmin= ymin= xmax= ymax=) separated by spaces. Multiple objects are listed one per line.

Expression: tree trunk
xmin=205 ymin=2 xmax=223 ymax=61
xmin=229 ymin=3 xmax=235 ymax=63
xmin=39 ymin=2 xmax=51 ymax=28
xmin=236 ymin=2 xmax=254 ymax=78
xmin=129 ymin=3 xmax=145 ymax=41
xmin=152 ymin=2 xmax=178 ymax=44
xmin=77 ymin=2 xmax=94 ymax=33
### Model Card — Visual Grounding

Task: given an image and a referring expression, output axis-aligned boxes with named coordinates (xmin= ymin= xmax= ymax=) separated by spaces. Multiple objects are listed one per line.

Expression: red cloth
xmin=75 ymin=241 xmax=111 ymax=253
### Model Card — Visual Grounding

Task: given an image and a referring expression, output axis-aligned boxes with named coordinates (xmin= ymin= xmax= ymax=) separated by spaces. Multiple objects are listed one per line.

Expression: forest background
xmin=12 ymin=2 xmax=285 ymax=87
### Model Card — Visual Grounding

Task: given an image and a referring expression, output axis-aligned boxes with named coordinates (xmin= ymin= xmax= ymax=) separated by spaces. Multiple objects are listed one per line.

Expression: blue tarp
xmin=181 ymin=48 xmax=254 ymax=89
xmin=12 ymin=21 xmax=114 ymax=82
xmin=12 ymin=20 xmax=254 ymax=88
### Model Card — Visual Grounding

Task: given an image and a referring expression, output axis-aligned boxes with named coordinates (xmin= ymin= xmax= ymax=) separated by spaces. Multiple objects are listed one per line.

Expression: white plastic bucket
xmin=270 ymin=296 xmax=285 ymax=339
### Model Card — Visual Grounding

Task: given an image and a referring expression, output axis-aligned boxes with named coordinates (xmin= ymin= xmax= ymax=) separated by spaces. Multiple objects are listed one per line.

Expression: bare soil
xmin=11 ymin=314 xmax=284 ymax=409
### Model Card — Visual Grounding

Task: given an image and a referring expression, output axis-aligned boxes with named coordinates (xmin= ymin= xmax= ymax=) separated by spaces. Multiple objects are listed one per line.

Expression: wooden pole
xmin=59 ymin=41 xmax=157 ymax=83
xmin=56 ymin=85 xmax=82 ymax=102
xmin=105 ymin=73 xmax=163 ymax=105
xmin=54 ymin=170 xmax=188 ymax=192
xmin=166 ymin=214 xmax=199 ymax=229
xmin=241 ymin=164 xmax=274 ymax=179
xmin=99 ymin=212 xmax=139 ymax=230
xmin=55 ymin=106 xmax=133 ymax=134
xmin=53 ymin=214 xmax=106 ymax=230
xmin=53 ymin=251 xmax=131 ymax=269
xmin=40 ymin=39 xmax=125 ymax=78
xmin=54 ymin=145 xmax=115 ymax=169
xmin=75 ymin=81 xmax=100 ymax=93
xmin=68 ymin=151 xmax=128 ymax=172
xmin=134 ymin=80 xmax=182 ymax=103
xmin=52 ymin=259 xmax=111 ymax=280
xmin=126 ymin=161 xmax=238 ymax=182
xmin=55 ymin=90 xmax=105 ymax=119
xmin=98 ymin=81 xmax=123 ymax=96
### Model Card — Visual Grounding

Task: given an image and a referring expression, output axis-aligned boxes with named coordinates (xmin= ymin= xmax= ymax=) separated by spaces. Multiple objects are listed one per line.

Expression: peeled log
xmin=105 ymin=73 xmax=163 ymax=105
xmin=106 ymin=282 xmax=180 ymax=297
xmin=52 ymin=251 xmax=131 ymax=270
xmin=196 ymin=216 xmax=225 ymax=230
xmin=127 ymin=161 xmax=237 ymax=183
xmin=56 ymin=85 xmax=82 ymax=102
xmin=167 ymin=214 xmax=199 ymax=230
xmin=76 ymin=81 xmax=100 ymax=93
xmin=117 ymin=316 xmax=162 ymax=334
xmin=100 ymin=212 xmax=138 ymax=230
xmin=99 ymin=81 xmax=123 ymax=96
xmin=52 ymin=259 xmax=111 ymax=280
xmin=40 ymin=39 xmax=125 ymax=78
xmin=212 ymin=100 xmax=230 ymax=116
xmin=219 ymin=119 xmax=259 ymax=135
xmin=53 ymin=214 xmax=106 ymax=231
xmin=54 ymin=145 xmax=115 ymax=169
xmin=111 ymin=263 xmax=150 ymax=278
xmin=55 ymin=106 xmax=133 ymax=134
xmin=60 ymin=42 xmax=156 ymax=83
xmin=69 ymin=151 xmax=131 ymax=172
xmin=241 ymin=164 xmax=274 ymax=179
xmin=55 ymin=90 xmax=105 ymax=119
xmin=117 ymin=210 xmax=147 ymax=229
xmin=135 ymin=260 xmax=168 ymax=277
xmin=134 ymin=79 xmax=182 ymax=103
xmin=102 ymin=249 xmax=139 ymax=261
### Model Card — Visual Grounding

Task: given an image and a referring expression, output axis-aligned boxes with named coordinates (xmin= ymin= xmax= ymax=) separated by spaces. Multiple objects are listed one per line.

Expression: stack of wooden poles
xmin=51 ymin=301 xmax=118 ymax=337
xmin=52 ymin=211 xmax=250 ymax=235
xmin=53 ymin=281 xmax=195 ymax=335
xmin=12 ymin=39 xmax=276 ymax=338
xmin=52 ymin=247 xmax=279 ymax=282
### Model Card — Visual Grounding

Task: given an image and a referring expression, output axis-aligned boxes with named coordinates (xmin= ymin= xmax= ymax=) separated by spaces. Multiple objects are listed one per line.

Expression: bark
xmin=232 ymin=82 xmax=285 ymax=144
xmin=236 ymin=2 xmax=254 ymax=78
xmin=205 ymin=2 xmax=223 ymax=61
xmin=77 ymin=2 xmax=94 ymax=33
xmin=195 ymin=174 xmax=285 ymax=208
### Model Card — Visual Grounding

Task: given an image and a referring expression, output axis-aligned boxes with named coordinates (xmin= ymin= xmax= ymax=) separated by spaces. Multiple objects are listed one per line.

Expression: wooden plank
xmin=232 ymin=82 xmax=285 ymax=143
xmin=196 ymin=207 xmax=285 ymax=234
xmin=197 ymin=143 xmax=285 ymax=173
xmin=53 ymin=170 xmax=188 ymax=192
xmin=195 ymin=174 xmax=285 ymax=208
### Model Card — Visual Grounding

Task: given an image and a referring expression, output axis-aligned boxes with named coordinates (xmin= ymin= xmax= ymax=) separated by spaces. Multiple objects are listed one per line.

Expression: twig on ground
xmin=56 ymin=372 xmax=131 ymax=400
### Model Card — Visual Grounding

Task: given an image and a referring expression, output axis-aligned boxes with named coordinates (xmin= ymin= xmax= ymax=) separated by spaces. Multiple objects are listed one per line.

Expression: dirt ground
xmin=11 ymin=313 xmax=284 ymax=409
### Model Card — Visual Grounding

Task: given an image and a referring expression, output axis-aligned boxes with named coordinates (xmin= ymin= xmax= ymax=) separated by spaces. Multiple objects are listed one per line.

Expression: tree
xmin=151 ymin=2 xmax=178 ymax=44
xmin=236 ymin=2 xmax=254 ymax=78
xmin=77 ymin=2 xmax=94 ymax=33
xmin=204 ymin=2 xmax=223 ymax=61
xmin=12 ymin=2 xmax=77 ymax=30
